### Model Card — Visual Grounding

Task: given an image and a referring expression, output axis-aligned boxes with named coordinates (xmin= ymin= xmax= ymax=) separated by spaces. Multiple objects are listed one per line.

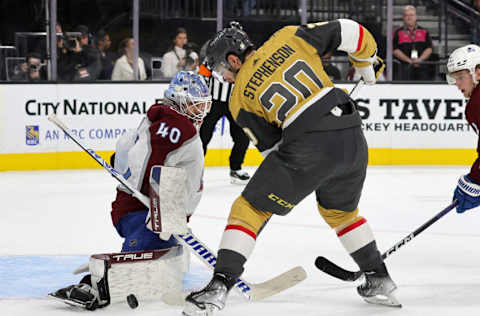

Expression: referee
xmin=199 ymin=68 xmax=250 ymax=184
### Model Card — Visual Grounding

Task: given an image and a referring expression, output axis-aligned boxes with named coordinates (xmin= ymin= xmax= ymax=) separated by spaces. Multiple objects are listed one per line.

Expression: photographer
xmin=161 ymin=27 xmax=198 ymax=77
xmin=58 ymin=25 xmax=101 ymax=81
xmin=93 ymin=29 xmax=116 ymax=80
xmin=10 ymin=52 xmax=46 ymax=81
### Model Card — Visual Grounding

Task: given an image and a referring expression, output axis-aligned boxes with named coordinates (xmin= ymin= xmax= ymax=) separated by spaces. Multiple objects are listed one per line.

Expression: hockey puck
xmin=127 ymin=294 xmax=139 ymax=309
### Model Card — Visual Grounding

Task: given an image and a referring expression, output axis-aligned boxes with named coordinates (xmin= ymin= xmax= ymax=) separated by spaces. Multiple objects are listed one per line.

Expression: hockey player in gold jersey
xmin=183 ymin=20 xmax=398 ymax=316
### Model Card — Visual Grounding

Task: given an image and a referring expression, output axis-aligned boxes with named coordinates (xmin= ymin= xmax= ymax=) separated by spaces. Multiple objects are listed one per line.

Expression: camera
xmin=63 ymin=32 xmax=82 ymax=51
xmin=64 ymin=37 xmax=78 ymax=50
xmin=152 ymin=60 xmax=162 ymax=69
xmin=28 ymin=63 xmax=41 ymax=72
xmin=151 ymin=57 xmax=163 ymax=79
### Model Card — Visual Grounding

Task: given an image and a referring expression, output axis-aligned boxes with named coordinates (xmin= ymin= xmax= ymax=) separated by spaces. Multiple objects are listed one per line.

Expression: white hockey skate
xmin=357 ymin=264 xmax=402 ymax=308
xmin=183 ymin=273 xmax=232 ymax=316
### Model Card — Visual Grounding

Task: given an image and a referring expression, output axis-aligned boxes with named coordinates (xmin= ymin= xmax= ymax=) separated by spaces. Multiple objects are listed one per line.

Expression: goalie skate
xmin=357 ymin=265 xmax=402 ymax=308
xmin=48 ymin=283 xmax=101 ymax=310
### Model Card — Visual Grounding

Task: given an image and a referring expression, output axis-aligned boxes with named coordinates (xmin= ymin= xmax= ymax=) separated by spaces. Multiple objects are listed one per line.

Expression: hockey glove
xmin=453 ymin=175 xmax=480 ymax=213
xmin=355 ymin=56 xmax=385 ymax=85
xmin=373 ymin=56 xmax=385 ymax=79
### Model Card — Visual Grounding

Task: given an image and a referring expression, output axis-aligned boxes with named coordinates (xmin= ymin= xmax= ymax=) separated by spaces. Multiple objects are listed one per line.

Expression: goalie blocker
xmin=147 ymin=165 xmax=189 ymax=241
xmin=49 ymin=246 xmax=185 ymax=309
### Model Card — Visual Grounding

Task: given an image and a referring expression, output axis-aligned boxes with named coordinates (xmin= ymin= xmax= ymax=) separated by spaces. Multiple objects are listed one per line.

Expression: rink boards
xmin=0 ymin=83 xmax=476 ymax=171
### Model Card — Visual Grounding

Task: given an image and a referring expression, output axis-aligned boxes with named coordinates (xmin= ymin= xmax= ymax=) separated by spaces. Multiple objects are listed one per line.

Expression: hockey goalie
xmin=48 ymin=71 xmax=212 ymax=310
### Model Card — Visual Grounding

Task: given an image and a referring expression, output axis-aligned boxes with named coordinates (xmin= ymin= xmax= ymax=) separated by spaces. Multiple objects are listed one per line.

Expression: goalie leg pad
xmin=89 ymin=246 xmax=184 ymax=304
xmin=147 ymin=165 xmax=188 ymax=235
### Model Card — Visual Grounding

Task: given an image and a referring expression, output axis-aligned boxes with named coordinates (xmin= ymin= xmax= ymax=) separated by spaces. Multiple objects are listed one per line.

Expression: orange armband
xmin=198 ymin=64 xmax=212 ymax=77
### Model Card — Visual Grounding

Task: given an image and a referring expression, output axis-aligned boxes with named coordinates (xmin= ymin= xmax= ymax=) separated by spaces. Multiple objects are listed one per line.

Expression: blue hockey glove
xmin=453 ymin=175 xmax=480 ymax=213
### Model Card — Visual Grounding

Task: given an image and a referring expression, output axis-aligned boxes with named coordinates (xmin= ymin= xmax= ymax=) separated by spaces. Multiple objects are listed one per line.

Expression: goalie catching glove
xmin=454 ymin=175 xmax=480 ymax=213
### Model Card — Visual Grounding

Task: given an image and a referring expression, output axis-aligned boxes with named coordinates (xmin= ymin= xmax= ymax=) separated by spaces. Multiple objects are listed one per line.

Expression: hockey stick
xmin=349 ymin=79 xmax=364 ymax=98
xmin=48 ymin=114 xmax=306 ymax=301
xmin=315 ymin=200 xmax=459 ymax=282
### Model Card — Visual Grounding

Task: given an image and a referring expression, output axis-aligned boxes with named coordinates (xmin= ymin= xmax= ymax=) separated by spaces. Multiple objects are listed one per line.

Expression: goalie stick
xmin=315 ymin=200 xmax=458 ymax=281
xmin=48 ymin=114 xmax=306 ymax=301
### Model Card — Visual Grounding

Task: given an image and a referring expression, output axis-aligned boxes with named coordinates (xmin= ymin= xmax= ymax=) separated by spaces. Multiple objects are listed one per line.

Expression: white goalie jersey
xmin=111 ymin=104 xmax=204 ymax=226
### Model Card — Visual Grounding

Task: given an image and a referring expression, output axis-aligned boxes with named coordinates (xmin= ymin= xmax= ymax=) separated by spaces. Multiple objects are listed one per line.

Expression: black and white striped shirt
xmin=209 ymin=77 xmax=234 ymax=102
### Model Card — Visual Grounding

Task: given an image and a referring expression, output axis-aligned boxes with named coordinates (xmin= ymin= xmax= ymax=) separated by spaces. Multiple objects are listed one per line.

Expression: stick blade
xmin=314 ymin=256 xmax=362 ymax=282
xmin=248 ymin=266 xmax=307 ymax=301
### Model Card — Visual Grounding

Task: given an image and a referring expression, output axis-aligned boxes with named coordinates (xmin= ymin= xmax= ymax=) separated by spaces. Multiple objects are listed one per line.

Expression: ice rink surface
xmin=1 ymin=165 xmax=480 ymax=316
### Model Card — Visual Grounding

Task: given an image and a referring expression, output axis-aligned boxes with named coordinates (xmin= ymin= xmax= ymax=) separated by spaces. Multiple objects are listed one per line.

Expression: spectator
xmin=76 ymin=25 xmax=102 ymax=79
xmin=57 ymin=25 xmax=101 ymax=81
xmin=56 ymin=23 xmax=68 ymax=80
xmin=111 ymin=37 xmax=147 ymax=80
xmin=56 ymin=23 xmax=64 ymax=51
xmin=242 ymin=0 xmax=256 ymax=16
xmin=392 ymin=5 xmax=433 ymax=80
xmin=94 ymin=29 xmax=116 ymax=80
xmin=161 ymin=27 xmax=198 ymax=78
xmin=224 ymin=0 xmax=241 ymax=16
xmin=472 ymin=0 xmax=480 ymax=44
xmin=0 ymin=42 xmax=4 ymax=81
xmin=10 ymin=52 xmax=47 ymax=81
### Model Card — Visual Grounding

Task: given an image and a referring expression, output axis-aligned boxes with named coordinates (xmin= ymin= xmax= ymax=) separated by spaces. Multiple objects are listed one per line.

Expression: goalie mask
xmin=206 ymin=21 xmax=254 ymax=74
xmin=446 ymin=44 xmax=480 ymax=85
xmin=163 ymin=71 xmax=212 ymax=124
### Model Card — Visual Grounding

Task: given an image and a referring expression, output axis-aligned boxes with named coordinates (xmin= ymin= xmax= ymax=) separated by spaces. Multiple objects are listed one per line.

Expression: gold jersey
xmin=229 ymin=19 xmax=377 ymax=153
